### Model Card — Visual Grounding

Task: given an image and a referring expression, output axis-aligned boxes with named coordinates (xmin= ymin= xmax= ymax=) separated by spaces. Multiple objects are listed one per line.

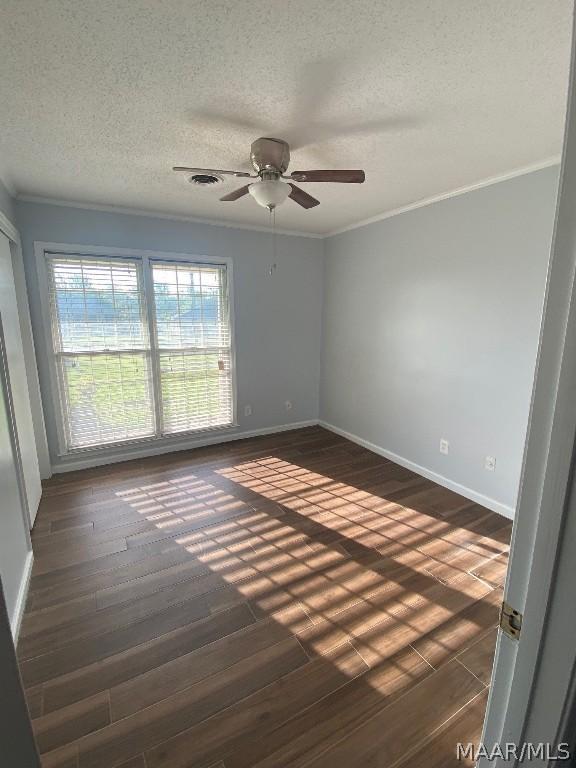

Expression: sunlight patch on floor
xmin=111 ymin=455 xmax=504 ymax=679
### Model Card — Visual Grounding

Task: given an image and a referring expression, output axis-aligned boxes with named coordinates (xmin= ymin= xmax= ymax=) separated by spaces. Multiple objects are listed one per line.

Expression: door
xmin=480 ymin=8 xmax=576 ymax=764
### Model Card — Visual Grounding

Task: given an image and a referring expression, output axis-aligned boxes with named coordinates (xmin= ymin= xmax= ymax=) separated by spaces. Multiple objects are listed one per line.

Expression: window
xmin=45 ymin=252 xmax=234 ymax=452
xmin=151 ymin=261 xmax=233 ymax=435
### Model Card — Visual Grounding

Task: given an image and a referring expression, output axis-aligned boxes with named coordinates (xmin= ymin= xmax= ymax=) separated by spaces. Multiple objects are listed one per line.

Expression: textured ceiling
xmin=0 ymin=0 xmax=572 ymax=235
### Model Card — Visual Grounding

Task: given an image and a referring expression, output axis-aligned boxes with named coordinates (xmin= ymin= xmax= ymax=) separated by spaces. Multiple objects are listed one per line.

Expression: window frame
xmin=35 ymin=242 xmax=237 ymax=457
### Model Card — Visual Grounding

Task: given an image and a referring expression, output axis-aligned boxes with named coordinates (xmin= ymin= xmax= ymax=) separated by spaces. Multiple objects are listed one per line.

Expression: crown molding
xmin=0 ymin=208 xmax=19 ymax=244
xmin=0 ymin=171 xmax=17 ymax=197
xmin=15 ymin=156 xmax=561 ymax=241
xmin=326 ymin=156 xmax=561 ymax=238
xmin=15 ymin=195 xmax=324 ymax=239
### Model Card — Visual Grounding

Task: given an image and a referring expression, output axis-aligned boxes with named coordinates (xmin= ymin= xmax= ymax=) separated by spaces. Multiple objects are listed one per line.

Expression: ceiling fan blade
xmin=290 ymin=169 xmax=365 ymax=183
xmin=220 ymin=184 xmax=251 ymax=202
xmin=173 ymin=166 xmax=253 ymax=178
xmin=288 ymin=183 xmax=320 ymax=209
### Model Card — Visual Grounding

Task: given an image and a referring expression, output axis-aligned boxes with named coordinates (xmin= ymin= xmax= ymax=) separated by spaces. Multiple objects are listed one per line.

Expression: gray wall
xmin=15 ymin=201 xmax=325 ymax=470
xmin=320 ymin=166 xmax=560 ymax=516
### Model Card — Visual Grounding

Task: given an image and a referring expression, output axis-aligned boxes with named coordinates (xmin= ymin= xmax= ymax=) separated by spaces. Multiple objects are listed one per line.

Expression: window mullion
xmin=141 ymin=255 xmax=164 ymax=438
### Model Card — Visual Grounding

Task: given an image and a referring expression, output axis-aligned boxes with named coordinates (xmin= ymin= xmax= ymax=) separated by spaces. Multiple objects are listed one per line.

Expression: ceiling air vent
xmin=188 ymin=173 xmax=224 ymax=187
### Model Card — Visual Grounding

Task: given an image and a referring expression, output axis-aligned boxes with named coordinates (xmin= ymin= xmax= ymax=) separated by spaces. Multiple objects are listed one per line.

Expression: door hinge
xmin=500 ymin=600 xmax=523 ymax=640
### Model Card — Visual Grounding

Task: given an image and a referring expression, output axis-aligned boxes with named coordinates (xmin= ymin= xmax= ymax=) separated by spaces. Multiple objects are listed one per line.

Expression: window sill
xmin=58 ymin=422 xmax=240 ymax=458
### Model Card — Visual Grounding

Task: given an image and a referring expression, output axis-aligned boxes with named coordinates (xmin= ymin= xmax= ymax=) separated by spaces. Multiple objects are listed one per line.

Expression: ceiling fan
xmin=173 ymin=137 xmax=365 ymax=211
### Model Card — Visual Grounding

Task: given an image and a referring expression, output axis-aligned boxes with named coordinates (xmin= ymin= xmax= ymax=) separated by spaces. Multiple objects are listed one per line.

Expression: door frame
xmin=0 ymin=311 xmax=31 ymax=535
xmin=480 ymin=6 xmax=576 ymax=764
xmin=0 ymin=210 xmax=50 ymax=523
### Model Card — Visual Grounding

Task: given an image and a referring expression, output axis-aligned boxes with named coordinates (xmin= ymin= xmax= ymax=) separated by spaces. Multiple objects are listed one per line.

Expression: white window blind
xmin=47 ymin=255 xmax=155 ymax=449
xmin=45 ymin=253 xmax=234 ymax=453
xmin=151 ymin=261 xmax=233 ymax=434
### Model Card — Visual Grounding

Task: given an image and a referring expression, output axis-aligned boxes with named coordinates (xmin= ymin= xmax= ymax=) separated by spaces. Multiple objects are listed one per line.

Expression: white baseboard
xmin=319 ymin=420 xmax=515 ymax=520
xmin=10 ymin=551 xmax=33 ymax=640
xmin=49 ymin=416 xmax=515 ymax=519
xmin=51 ymin=420 xmax=319 ymax=474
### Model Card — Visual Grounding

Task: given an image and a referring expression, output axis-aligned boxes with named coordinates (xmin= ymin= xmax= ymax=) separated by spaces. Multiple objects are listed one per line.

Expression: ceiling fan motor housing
xmin=251 ymin=137 xmax=290 ymax=175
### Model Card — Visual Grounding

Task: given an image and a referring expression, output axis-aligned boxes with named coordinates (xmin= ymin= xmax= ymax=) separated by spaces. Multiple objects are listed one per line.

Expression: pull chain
xmin=269 ymin=206 xmax=277 ymax=275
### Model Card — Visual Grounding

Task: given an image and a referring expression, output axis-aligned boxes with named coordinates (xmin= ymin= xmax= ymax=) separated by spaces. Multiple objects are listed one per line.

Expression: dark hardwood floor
xmin=19 ymin=426 xmax=511 ymax=768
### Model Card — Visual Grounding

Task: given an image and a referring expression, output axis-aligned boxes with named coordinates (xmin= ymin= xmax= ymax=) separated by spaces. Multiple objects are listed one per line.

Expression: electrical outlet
xmin=284 ymin=400 xmax=293 ymax=411
xmin=439 ymin=438 xmax=449 ymax=455
xmin=244 ymin=405 xmax=252 ymax=417
xmin=485 ymin=455 xmax=496 ymax=471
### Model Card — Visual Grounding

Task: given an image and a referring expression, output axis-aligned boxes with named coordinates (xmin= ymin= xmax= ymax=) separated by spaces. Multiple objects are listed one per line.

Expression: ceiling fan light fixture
xmin=249 ymin=179 xmax=290 ymax=210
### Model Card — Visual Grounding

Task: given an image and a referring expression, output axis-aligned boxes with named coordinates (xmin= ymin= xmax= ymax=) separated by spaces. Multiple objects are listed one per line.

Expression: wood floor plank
xmin=20 ymin=427 xmax=509 ymax=768
xmin=411 ymin=587 xmax=501 ymax=668
xmin=41 ymin=743 xmax=79 ymax=768
xmin=224 ymin=645 xmax=431 ymax=768
xmin=472 ymin=552 xmax=509 ymax=587
xmin=394 ymin=689 xmax=488 ymax=768
xmin=95 ymin=557 xmax=217 ymax=609
xmin=457 ymin=627 xmax=498 ymax=685
xmin=300 ymin=573 xmax=490 ymax=665
xmin=32 ymin=538 xmax=129 ymax=576
xmin=50 ymin=519 xmax=95 ymax=535
xmin=41 ymin=603 xmax=255 ymax=713
xmin=31 ymin=518 xmax=53 ymax=537
xmin=424 ymin=545 xmax=498 ymax=583
xmin=20 ymin=594 xmax=212 ymax=687
xmin=110 ymin=614 xmax=293 ymax=720
xmin=33 ymin=519 xmax=153 ymax=556
xmin=144 ymin=642 xmax=370 ymax=768
xmin=20 ymin=594 xmax=97 ymax=639
xmin=124 ymin=501 xmax=256 ymax=549
xmin=38 ymin=498 xmax=140 ymax=525
xmin=116 ymin=758 xmax=147 ymax=768
xmin=33 ymin=691 xmax=110 ymax=754
xmin=77 ymin=638 xmax=308 ymax=768
xmin=29 ymin=545 xmax=199 ymax=610
xmin=21 ymin=570 xmax=234 ymax=660
xmin=25 ymin=683 xmax=44 ymax=719
xmin=294 ymin=573 xmax=433 ymax=656
xmin=247 ymin=596 xmax=315 ymax=634
xmin=29 ymin=538 xmax=182 ymax=592
xmin=304 ymin=660 xmax=485 ymax=768
xmin=350 ymin=577 xmax=490 ymax=669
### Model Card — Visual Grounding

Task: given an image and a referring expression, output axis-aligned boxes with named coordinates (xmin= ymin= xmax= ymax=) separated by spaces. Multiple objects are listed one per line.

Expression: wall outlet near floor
xmin=244 ymin=405 xmax=252 ymax=417
xmin=284 ymin=400 xmax=293 ymax=411
xmin=485 ymin=455 xmax=496 ymax=471
xmin=439 ymin=438 xmax=450 ymax=455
